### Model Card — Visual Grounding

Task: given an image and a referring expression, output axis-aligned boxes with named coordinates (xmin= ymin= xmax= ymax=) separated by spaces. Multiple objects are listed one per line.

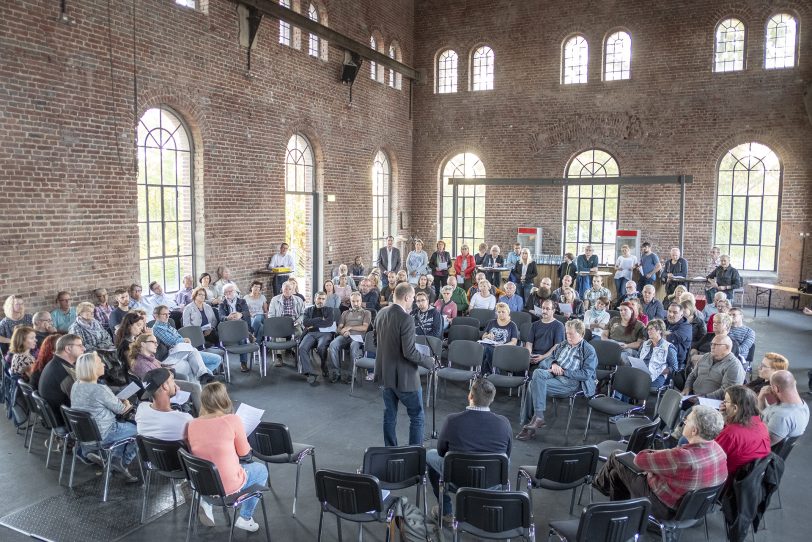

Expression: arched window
xmin=372 ymin=151 xmax=392 ymax=260
xmin=441 ymin=153 xmax=486 ymax=254
xmin=604 ymin=31 xmax=631 ymax=80
xmin=137 ymin=107 xmax=195 ymax=293
xmin=714 ymin=18 xmax=746 ymax=72
xmin=437 ymin=49 xmax=458 ymax=94
xmin=285 ymin=134 xmax=316 ymax=294
xmin=562 ymin=35 xmax=589 ymax=84
xmin=279 ymin=0 xmax=292 ymax=46
xmin=308 ymin=3 xmax=320 ymax=57
xmin=715 ymin=143 xmax=780 ymax=271
xmin=370 ymin=35 xmax=379 ymax=81
xmin=564 ymin=150 xmax=619 ymax=264
xmin=471 ymin=45 xmax=494 ymax=91
xmin=388 ymin=42 xmax=402 ymax=90
xmin=765 ymin=13 xmax=798 ymax=69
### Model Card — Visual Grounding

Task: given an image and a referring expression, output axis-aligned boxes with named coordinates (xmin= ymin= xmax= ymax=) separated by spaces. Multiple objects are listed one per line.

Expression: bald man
xmin=758 ymin=370 xmax=809 ymax=445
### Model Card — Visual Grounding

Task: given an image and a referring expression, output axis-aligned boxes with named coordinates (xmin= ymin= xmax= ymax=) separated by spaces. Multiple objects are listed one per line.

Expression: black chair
xmin=510 ymin=310 xmax=532 ymax=329
xmin=517 ymin=445 xmax=599 ymax=515
xmin=440 ymin=452 xmax=510 ymax=519
xmin=591 ymin=340 xmax=624 ymax=394
xmin=178 ymin=448 xmax=271 ymax=542
xmin=616 ymin=388 xmax=682 ymax=443
xmin=136 ymin=436 xmax=186 ymax=523
xmin=469 ymin=308 xmax=497 ymax=329
xmin=548 ymin=497 xmax=650 ymax=542
xmin=769 ymin=435 xmax=800 ymax=510
xmin=361 ymin=446 xmax=427 ymax=514
xmin=251 ymin=421 xmax=316 ymax=517
xmin=31 ymin=391 xmax=70 ymax=482
xmin=583 ymin=367 xmax=651 ymax=440
xmin=16 ymin=381 xmax=39 ymax=452
xmin=596 ymin=417 xmax=661 ymax=461
xmin=415 ymin=335 xmax=442 ymax=407
xmin=218 ymin=319 xmax=259 ymax=378
xmin=435 ymin=341 xmax=482 ymax=400
xmin=447 ymin=324 xmax=481 ymax=344
xmin=315 ymin=469 xmax=396 ymax=542
xmin=553 ymin=314 xmax=569 ymax=324
xmin=178 ymin=325 xmax=226 ymax=379
xmin=486 ymin=345 xmax=530 ymax=421
xmin=451 ymin=316 xmax=480 ymax=329
xmin=351 ymin=331 xmax=376 ymax=395
xmin=648 ymin=483 xmax=724 ymax=542
xmin=261 ymin=316 xmax=298 ymax=374
xmin=61 ymin=406 xmax=141 ymax=501
xmin=519 ymin=322 xmax=533 ymax=344
xmin=453 ymin=488 xmax=535 ymax=541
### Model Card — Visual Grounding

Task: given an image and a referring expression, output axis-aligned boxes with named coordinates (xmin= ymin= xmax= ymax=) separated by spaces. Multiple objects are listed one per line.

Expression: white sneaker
xmin=235 ymin=516 xmax=260 ymax=532
xmin=198 ymin=500 xmax=215 ymax=527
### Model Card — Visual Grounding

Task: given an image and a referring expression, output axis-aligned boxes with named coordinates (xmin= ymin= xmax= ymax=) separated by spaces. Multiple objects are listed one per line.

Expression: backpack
xmin=388 ymin=497 xmax=434 ymax=542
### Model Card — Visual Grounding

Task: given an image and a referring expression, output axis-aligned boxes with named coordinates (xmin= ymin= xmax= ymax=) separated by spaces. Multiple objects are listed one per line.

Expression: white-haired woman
xmin=0 ymin=295 xmax=33 ymax=347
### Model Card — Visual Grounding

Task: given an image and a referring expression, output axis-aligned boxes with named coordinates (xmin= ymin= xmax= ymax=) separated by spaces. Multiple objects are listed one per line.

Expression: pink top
xmin=434 ymin=299 xmax=458 ymax=320
xmin=186 ymin=414 xmax=251 ymax=494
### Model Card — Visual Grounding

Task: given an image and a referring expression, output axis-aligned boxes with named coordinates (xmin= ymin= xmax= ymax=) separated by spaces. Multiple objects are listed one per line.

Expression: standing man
xmin=637 ymin=242 xmax=661 ymax=292
xmin=377 ymin=236 xmax=401 ymax=288
xmin=269 ymin=242 xmax=296 ymax=295
xmin=375 ymin=283 xmax=434 ymax=446
xmin=505 ymin=243 xmax=522 ymax=283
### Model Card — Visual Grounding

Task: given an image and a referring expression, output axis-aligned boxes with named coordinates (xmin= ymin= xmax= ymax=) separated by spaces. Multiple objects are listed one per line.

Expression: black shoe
xmin=306 ymin=374 xmax=318 ymax=386
xmin=199 ymin=374 xmax=215 ymax=385
xmin=111 ymin=458 xmax=139 ymax=484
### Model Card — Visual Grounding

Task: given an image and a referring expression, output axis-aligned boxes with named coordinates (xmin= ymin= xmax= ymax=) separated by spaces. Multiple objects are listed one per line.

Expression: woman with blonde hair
xmin=469 ymin=280 xmax=496 ymax=311
xmin=0 ymin=295 xmax=33 ymax=347
xmin=406 ymin=239 xmax=429 ymax=285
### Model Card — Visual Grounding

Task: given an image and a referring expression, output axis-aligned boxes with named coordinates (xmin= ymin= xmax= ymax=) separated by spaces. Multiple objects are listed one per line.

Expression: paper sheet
xmin=478 ymin=338 xmax=498 ymax=345
xmin=532 ymin=306 xmax=542 ymax=316
xmin=681 ymin=394 xmax=697 ymax=403
xmin=170 ymin=389 xmax=191 ymax=405
xmin=200 ymin=323 xmax=212 ymax=331
xmin=415 ymin=343 xmax=431 ymax=356
xmin=697 ymin=397 xmax=723 ymax=409
xmin=437 ymin=261 xmax=448 ymax=270
xmin=115 ymin=382 xmax=141 ymax=400
xmin=626 ymin=356 xmax=649 ymax=374
xmin=350 ymin=334 xmax=364 ymax=343
xmin=235 ymin=403 xmax=265 ymax=435
xmin=319 ymin=322 xmax=337 ymax=333
xmin=558 ymin=303 xmax=573 ymax=316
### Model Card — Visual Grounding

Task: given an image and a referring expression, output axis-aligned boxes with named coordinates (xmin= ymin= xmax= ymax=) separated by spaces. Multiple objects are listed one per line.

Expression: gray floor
xmin=1 ymin=309 xmax=810 ymax=541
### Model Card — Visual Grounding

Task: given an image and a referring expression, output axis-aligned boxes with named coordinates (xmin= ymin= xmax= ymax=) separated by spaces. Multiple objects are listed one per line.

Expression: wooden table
xmin=748 ymin=282 xmax=812 ymax=317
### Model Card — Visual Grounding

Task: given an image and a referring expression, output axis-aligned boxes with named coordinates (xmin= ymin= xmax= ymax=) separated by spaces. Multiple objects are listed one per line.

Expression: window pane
xmin=604 ymin=31 xmax=631 ymax=81
xmin=715 ymin=221 xmax=730 ymax=245
xmin=765 ymin=14 xmax=797 ymax=69
xmin=563 ymin=35 xmax=588 ymax=84
xmin=437 ymin=50 xmax=459 ymax=93
xmin=441 ymin=153 xmax=485 ymax=253
xmin=714 ymin=18 xmax=745 ymax=72
xmin=472 ymin=45 xmax=495 ymax=91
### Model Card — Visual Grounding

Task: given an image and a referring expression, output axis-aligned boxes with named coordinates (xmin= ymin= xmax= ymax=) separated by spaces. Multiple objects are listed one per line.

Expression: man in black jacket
xmin=38 ymin=334 xmax=83 ymax=424
xmin=665 ymin=303 xmax=693 ymax=369
xmin=298 ymin=292 xmax=340 ymax=385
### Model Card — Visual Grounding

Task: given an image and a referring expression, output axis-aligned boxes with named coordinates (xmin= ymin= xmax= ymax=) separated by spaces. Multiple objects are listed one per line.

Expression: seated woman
xmin=415 ymin=274 xmax=437 ymax=304
xmin=606 ymin=302 xmax=645 ymax=351
xmin=513 ymin=248 xmax=538 ymax=302
xmin=334 ymin=275 xmax=353 ymax=307
xmin=182 ymin=287 xmax=219 ymax=345
xmin=474 ymin=242 xmax=489 ymax=267
xmin=366 ymin=272 xmax=381 ymax=292
xmin=665 ymin=284 xmax=687 ymax=306
xmin=746 ymin=352 xmax=788 ymax=394
xmin=213 ymin=266 xmax=241 ymax=299
xmin=454 ymin=244 xmax=477 ymax=291
xmin=199 ymin=272 xmax=221 ymax=305
xmin=629 ymin=299 xmax=648 ymax=325
xmin=555 ymin=287 xmax=584 ymax=320
xmin=434 ymin=285 xmax=458 ymax=331
xmin=29 ymin=333 xmax=62 ymax=390
xmin=584 ymin=296 xmax=611 ymax=335
xmin=349 ymin=256 xmax=365 ymax=278
xmin=467 ymin=272 xmax=487 ymax=300
xmin=680 ymin=299 xmax=707 ymax=348
xmin=70 ymin=302 xmax=126 ymax=386
xmin=9 ymin=325 xmax=37 ymax=382
xmin=480 ymin=302 xmax=520 ymax=375
xmin=627 ymin=319 xmax=678 ymax=391
xmin=0 ymin=295 xmax=33 ymax=351
xmin=244 ymin=281 xmax=268 ymax=340
xmin=469 ymin=280 xmax=497 ymax=311
xmin=115 ymin=312 xmax=148 ymax=365
xmin=707 ymin=298 xmax=731 ymax=333
xmin=286 ymin=277 xmax=306 ymax=301
xmin=716 ymin=385 xmax=771 ymax=475
xmin=70 ymin=352 xmax=138 ymax=482
xmin=128 ymin=333 xmax=201 ymax=412
xmin=186 ymin=382 xmax=269 ymax=532
xmin=322 ymin=280 xmax=342 ymax=310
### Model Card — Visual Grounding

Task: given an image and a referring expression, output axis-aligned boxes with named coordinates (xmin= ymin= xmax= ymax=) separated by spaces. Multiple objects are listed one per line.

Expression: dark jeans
xmin=433 ymin=275 xmax=447 ymax=297
xmin=614 ymin=278 xmax=627 ymax=301
xmin=273 ymin=274 xmax=290 ymax=296
xmin=593 ymin=452 xmax=673 ymax=520
xmin=638 ymin=275 xmax=656 ymax=292
xmin=382 ymin=387 xmax=424 ymax=446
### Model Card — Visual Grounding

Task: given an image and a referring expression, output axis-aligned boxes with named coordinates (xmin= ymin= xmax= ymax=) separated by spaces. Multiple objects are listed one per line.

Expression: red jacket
xmin=454 ymin=254 xmax=476 ymax=280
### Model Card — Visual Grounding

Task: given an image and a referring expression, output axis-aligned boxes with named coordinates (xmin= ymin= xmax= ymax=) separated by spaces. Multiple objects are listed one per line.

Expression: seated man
xmin=379 ymin=271 xmax=398 ymax=307
xmin=135 ymin=368 xmax=194 ymax=441
xmin=51 ymin=291 xmax=77 ymax=332
xmin=298 ymin=292 xmax=340 ymax=385
xmin=427 ymin=378 xmax=512 ymax=524
xmin=517 ymin=319 xmax=597 ymax=440
xmin=706 ymin=254 xmax=742 ymax=302
xmin=38 ymin=334 xmax=84 ymax=423
xmin=93 ymin=288 xmax=114 ymax=333
xmin=268 ymin=281 xmax=305 ymax=332
xmin=727 ymin=307 xmax=756 ymax=361
xmin=683 ymin=336 xmax=744 ymax=400
xmin=174 ymin=274 xmax=195 ymax=310
xmin=358 ymin=279 xmax=380 ymax=313
xmin=328 ymin=292 xmax=371 ymax=383
xmin=758 ymin=370 xmax=809 ymax=445
xmin=551 ymin=274 xmax=580 ymax=302
xmin=412 ymin=291 xmax=442 ymax=338
xmin=525 ymin=286 xmax=552 ymax=320
xmin=664 ymin=302 xmax=693 ymax=369
xmin=129 ymin=283 xmax=154 ymax=321
xmin=702 ymin=291 xmax=728 ymax=321
xmin=640 ymin=284 xmax=666 ymax=321
xmin=32 ymin=311 xmax=56 ymax=348
xmin=108 ymin=288 xmax=131 ymax=332
xmin=219 ymin=284 xmax=253 ymax=371
xmin=498 ymin=281 xmax=524 ymax=313
xmin=148 ymin=281 xmax=182 ymax=327
xmin=525 ymin=299 xmax=565 ymax=366
xmin=593 ymin=405 xmax=727 ymax=520
xmin=615 ymin=280 xmax=639 ymax=307
xmin=583 ymin=275 xmax=611 ymax=311
xmin=446 ymin=275 xmax=469 ymax=314
xmin=152 ymin=305 xmax=221 ymax=377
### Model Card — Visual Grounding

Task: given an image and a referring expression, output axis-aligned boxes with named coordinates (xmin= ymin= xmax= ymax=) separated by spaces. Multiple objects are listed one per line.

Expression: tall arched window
xmin=388 ymin=42 xmax=402 ymax=90
xmin=137 ymin=107 xmax=195 ymax=292
xmin=564 ymin=150 xmax=619 ymax=264
xmin=441 ymin=153 xmax=486 ymax=254
xmin=372 ymin=151 xmax=392 ymax=260
xmin=471 ymin=45 xmax=494 ymax=91
xmin=370 ymin=35 xmax=379 ymax=81
xmin=714 ymin=18 xmax=746 ymax=72
xmin=279 ymin=0 xmax=291 ymax=46
xmin=765 ymin=13 xmax=798 ymax=69
xmin=562 ymin=35 xmax=589 ymax=84
xmin=285 ymin=134 xmax=315 ymax=294
xmin=715 ymin=143 xmax=780 ymax=271
xmin=308 ymin=3 xmax=319 ymax=57
xmin=604 ymin=31 xmax=631 ymax=80
xmin=437 ymin=49 xmax=458 ymax=94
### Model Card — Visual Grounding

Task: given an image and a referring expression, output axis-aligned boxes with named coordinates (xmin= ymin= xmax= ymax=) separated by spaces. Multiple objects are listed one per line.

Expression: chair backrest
xmin=362 ymin=330 xmax=377 ymax=355
xmin=17 ymin=381 xmax=38 ymax=414
xmin=455 ymin=488 xmax=531 ymax=537
xmin=31 ymin=391 xmax=62 ymax=430
xmin=218 ymin=319 xmax=250 ymax=345
xmin=178 ymin=448 xmax=228 ymax=498
xmin=608 ymin=310 xmax=620 ymax=320
xmin=771 ymin=435 xmax=800 ymax=461
xmin=415 ymin=335 xmax=442 ymax=359
xmin=469 ymin=309 xmax=497 ymax=329
xmin=519 ymin=322 xmax=533 ymax=344
xmin=554 ymin=314 xmax=569 ymax=324
xmin=626 ymin=418 xmax=661 ymax=454
xmin=611 ymin=367 xmax=652 ymax=402
xmin=262 ymin=316 xmax=295 ymax=340
xmin=657 ymin=389 xmax=683 ymax=432
xmin=178 ymin=326 xmax=205 ymax=349
xmin=535 ymin=445 xmax=599 ymax=486
xmin=509 ymin=311 xmax=531 ymax=329
xmin=315 ymin=469 xmax=383 ymax=516
xmin=592 ymin=340 xmax=623 ymax=368
xmin=447 ymin=341 xmax=484 ymax=369
xmin=361 ymin=446 xmax=426 ymax=490
xmin=61 ymin=406 xmax=103 ymax=444
xmin=252 ymin=421 xmax=294 ymax=456
xmin=452 ymin=317 xmax=480 ymax=329
xmin=448 ymin=324 xmax=481 ymax=344
xmin=671 ymin=483 xmax=724 ymax=523
xmin=443 ymin=452 xmax=509 ymax=489
xmin=490 ymin=344 xmax=530 ymax=375
xmin=137 ymin=435 xmax=186 ymax=474
xmin=575 ymin=498 xmax=651 ymax=542
xmin=746 ymin=342 xmax=756 ymax=363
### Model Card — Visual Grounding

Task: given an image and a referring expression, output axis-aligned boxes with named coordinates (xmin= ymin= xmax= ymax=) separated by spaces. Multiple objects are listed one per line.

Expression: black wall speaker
xmin=341 ymin=51 xmax=363 ymax=84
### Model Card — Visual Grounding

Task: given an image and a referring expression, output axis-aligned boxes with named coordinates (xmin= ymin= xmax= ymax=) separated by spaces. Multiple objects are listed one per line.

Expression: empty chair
xmin=435 ymin=341 xmax=482 ymax=400
xmin=16 ymin=381 xmax=39 ymax=452
xmin=469 ymin=308 xmax=497 ymax=330
xmin=178 ymin=448 xmax=271 ymax=542
xmin=440 ymin=452 xmax=510 ymax=519
xmin=510 ymin=310 xmax=532 ymax=330
xmin=350 ymin=331 xmax=376 ymax=395
xmin=31 ymin=391 xmax=71 ymax=482
xmin=486 ymin=345 xmax=530 ymax=422
xmin=451 ymin=316 xmax=480 ymax=329
xmin=648 ymin=483 xmax=724 ymax=542
xmin=583 ymin=367 xmax=651 ymax=440
xmin=517 ymin=445 xmax=599 ymax=515
xmin=591 ymin=340 xmax=624 ymax=393
xmin=261 ymin=316 xmax=298 ymax=375
xmin=596 ymin=417 xmax=661 ymax=461
xmin=218 ymin=320 xmax=260 ymax=377
xmin=136 ymin=436 xmax=186 ymax=523
xmin=616 ymin=388 xmax=682 ymax=442
xmin=447 ymin=324 xmax=481 ymax=344
xmin=453 ymin=488 xmax=535 ymax=541
xmin=315 ymin=469 xmax=396 ymax=542
xmin=361 ymin=445 xmax=427 ymax=514
xmin=251 ymin=421 xmax=316 ymax=517
xmin=178 ymin=326 xmax=227 ymax=380
xmin=548 ymin=497 xmax=650 ymax=542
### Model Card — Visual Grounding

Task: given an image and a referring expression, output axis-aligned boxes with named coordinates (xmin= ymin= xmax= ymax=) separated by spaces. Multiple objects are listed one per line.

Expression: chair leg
xmin=141 ymin=470 xmax=151 ymax=523
xmin=259 ymin=494 xmax=271 ymax=542
xmin=102 ymin=450 xmax=113 ymax=502
xmin=185 ymin=492 xmax=198 ymax=542
xmin=293 ymin=459 xmax=303 ymax=517
xmin=45 ymin=430 xmax=54 ymax=469
xmin=337 ymin=516 xmax=343 ymax=542
xmin=228 ymin=508 xmax=237 ymax=542
xmin=350 ymin=362 xmax=357 ymax=396
xmin=569 ymin=487 xmax=577 ymax=515
xmin=58 ymin=435 xmax=69 ymax=485
xmin=582 ymin=408 xmax=593 ymax=441
xmin=68 ymin=444 xmax=78 ymax=488
xmin=565 ymin=397 xmax=575 ymax=444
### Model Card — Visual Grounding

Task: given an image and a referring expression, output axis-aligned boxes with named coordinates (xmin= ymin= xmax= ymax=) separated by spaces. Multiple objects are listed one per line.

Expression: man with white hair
xmin=32 ymin=311 xmax=56 ymax=348
xmin=640 ymin=284 xmax=666 ymax=321
xmin=663 ymin=247 xmax=688 ymax=296
xmin=706 ymin=254 xmax=741 ymax=302
xmin=703 ymin=291 xmax=728 ymax=321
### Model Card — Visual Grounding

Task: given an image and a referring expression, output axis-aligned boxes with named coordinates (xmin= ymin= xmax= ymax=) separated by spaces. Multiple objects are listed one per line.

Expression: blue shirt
xmin=152 ymin=321 xmax=184 ymax=347
xmin=50 ymin=308 xmax=77 ymax=333
xmin=640 ymin=252 xmax=660 ymax=277
xmin=499 ymin=294 xmax=524 ymax=313
xmin=505 ymin=251 xmax=521 ymax=268
xmin=529 ymin=319 xmax=565 ymax=355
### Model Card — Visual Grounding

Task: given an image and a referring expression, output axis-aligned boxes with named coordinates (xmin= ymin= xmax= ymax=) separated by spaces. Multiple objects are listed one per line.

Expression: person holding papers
xmin=622 ymin=319 xmax=678 ymax=394
xmin=328 ymin=292 xmax=371 ymax=384
xmin=186 ymin=382 xmax=268 ymax=533
xmin=429 ymin=240 xmax=452 ymax=297
xmin=556 ymin=287 xmax=583 ymax=320
xmin=298 ymin=292 xmax=340 ymax=385
xmin=663 ymin=247 xmax=688 ymax=296
xmin=181 ymin=287 xmax=219 ymax=346
xmin=434 ymin=286 xmax=458 ymax=331
xmin=153 ymin=305 xmax=221 ymax=378
xmin=135 ymin=368 xmax=194 ymax=441
xmin=524 ymin=285 xmax=552 ymax=321
xmin=479 ymin=303 xmax=519 ymax=375
xmin=129 ymin=334 xmax=202 ymax=411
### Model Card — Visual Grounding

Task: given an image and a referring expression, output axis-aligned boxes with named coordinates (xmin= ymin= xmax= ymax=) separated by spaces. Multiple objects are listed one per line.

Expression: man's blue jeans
xmin=382 ymin=387 xmax=424 ymax=446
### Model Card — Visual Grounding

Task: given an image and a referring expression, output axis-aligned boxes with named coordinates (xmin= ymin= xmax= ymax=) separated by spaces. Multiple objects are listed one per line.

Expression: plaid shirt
xmin=282 ymin=296 xmax=296 ymax=318
xmin=634 ymin=441 xmax=728 ymax=508
xmin=94 ymin=304 xmax=113 ymax=329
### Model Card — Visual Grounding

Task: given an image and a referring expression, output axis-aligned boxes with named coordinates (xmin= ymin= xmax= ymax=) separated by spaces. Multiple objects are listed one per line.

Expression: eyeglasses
xmin=145 ymin=340 xmax=158 ymax=344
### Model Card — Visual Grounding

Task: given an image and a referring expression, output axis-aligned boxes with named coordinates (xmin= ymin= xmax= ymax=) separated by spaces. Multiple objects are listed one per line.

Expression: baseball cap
xmin=142 ymin=368 xmax=171 ymax=396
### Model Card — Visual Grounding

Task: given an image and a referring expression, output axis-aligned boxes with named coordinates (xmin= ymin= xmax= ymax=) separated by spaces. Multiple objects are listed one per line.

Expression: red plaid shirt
xmin=634 ymin=441 xmax=728 ymax=508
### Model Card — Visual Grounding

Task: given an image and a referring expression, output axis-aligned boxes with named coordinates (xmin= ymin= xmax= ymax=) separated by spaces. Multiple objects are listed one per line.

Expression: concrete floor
xmin=0 ymin=308 xmax=810 ymax=541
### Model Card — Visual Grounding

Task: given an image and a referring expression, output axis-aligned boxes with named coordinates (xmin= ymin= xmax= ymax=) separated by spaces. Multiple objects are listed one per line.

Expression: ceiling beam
xmin=451 ymin=175 xmax=693 ymax=186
